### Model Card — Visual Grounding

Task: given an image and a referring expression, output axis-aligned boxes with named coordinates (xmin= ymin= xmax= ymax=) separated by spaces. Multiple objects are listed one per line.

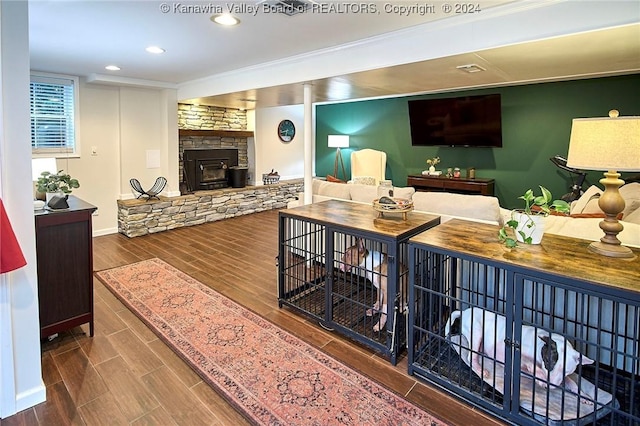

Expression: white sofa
xmin=300 ymin=178 xmax=640 ymax=248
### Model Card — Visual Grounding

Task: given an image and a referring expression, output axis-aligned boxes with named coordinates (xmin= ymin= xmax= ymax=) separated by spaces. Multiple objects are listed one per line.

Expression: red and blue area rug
xmin=96 ymin=258 xmax=446 ymax=426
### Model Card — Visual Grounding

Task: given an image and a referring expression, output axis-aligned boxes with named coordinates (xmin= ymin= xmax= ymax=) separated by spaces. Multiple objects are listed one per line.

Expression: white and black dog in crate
xmin=339 ymin=238 xmax=407 ymax=332
xmin=445 ymin=307 xmax=595 ymax=404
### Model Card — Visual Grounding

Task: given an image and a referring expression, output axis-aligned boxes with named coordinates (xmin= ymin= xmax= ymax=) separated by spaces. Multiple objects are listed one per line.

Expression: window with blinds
xmin=30 ymin=73 xmax=79 ymax=155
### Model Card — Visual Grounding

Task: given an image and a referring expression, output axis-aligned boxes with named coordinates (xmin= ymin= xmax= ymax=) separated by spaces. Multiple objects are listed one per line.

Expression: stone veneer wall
xmin=178 ymin=104 xmax=247 ymax=131
xmin=118 ymin=179 xmax=302 ymax=238
xmin=178 ymin=104 xmax=250 ymax=185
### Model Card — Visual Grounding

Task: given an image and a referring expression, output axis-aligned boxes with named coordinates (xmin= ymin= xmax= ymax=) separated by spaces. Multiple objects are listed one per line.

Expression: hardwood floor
xmin=1 ymin=209 xmax=504 ymax=426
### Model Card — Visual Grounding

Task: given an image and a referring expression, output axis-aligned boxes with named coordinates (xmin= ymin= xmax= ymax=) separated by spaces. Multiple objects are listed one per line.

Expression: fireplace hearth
xmin=182 ymin=149 xmax=239 ymax=192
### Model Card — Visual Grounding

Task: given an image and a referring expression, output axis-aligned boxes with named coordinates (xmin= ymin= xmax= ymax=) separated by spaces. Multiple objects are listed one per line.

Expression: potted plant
xmin=499 ymin=186 xmax=569 ymax=247
xmin=36 ymin=170 xmax=80 ymax=202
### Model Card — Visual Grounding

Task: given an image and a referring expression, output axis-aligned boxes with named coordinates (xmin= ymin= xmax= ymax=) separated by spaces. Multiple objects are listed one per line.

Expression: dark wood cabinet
xmin=35 ymin=196 xmax=97 ymax=339
xmin=407 ymin=174 xmax=495 ymax=196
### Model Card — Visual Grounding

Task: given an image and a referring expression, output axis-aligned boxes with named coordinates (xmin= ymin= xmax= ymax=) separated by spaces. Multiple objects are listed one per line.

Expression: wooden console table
xmin=407 ymin=174 xmax=495 ymax=196
xmin=35 ymin=196 xmax=97 ymax=339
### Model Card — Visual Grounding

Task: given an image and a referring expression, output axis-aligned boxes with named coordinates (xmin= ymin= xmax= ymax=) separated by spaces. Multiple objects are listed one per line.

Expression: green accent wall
xmin=315 ymin=74 xmax=640 ymax=209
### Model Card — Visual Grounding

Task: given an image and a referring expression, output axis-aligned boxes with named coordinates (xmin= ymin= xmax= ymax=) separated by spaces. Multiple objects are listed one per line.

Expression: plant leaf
xmin=539 ymin=186 xmax=553 ymax=204
xmin=551 ymin=199 xmax=570 ymax=213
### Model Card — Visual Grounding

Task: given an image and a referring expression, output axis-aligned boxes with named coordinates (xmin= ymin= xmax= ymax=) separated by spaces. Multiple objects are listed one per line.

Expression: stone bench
xmin=117 ymin=179 xmax=303 ymax=237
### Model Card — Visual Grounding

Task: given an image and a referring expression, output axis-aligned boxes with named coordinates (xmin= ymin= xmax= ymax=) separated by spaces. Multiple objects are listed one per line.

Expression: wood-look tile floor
xmin=0 ymin=209 xmax=504 ymax=426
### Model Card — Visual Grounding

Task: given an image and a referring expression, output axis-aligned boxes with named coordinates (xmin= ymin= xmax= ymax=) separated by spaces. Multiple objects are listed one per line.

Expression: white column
xmin=0 ymin=0 xmax=47 ymax=417
xmin=303 ymin=83 xmax=313 ymax=205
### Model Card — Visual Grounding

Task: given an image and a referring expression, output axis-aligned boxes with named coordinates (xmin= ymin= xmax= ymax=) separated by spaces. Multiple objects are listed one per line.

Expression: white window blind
xmin=30 ymin=74 xmax=77 ymax=154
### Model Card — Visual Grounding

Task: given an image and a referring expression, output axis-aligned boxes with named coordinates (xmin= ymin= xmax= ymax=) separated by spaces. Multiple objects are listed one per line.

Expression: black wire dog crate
xmin=408 ymin=219 xmax=640 ymax=426
xmin=278 ymin=200 xmax=439 ymax=364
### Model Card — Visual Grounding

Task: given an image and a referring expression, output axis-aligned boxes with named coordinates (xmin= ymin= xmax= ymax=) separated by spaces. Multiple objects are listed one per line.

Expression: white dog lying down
xmin=445 ymin=307 xmax=594 ymax=404
xmin=339 ymin=239 xmax=407 ymax=332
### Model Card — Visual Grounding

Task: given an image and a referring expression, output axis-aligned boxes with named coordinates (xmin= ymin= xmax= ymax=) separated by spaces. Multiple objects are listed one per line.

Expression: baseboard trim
xmin=14 ymin=382 xmax=46 ymax=415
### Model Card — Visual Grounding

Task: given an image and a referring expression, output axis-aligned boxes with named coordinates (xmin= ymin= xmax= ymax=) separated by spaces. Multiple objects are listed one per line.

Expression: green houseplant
xmin=499 ymin=186 xmax=570 ymax=247
xmin=36 ymin=170 xmax=80 ymax=195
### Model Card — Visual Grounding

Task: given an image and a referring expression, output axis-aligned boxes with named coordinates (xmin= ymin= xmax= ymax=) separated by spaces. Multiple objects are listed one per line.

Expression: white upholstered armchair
xmin=350 ymin=149 xmax=387 ymax=185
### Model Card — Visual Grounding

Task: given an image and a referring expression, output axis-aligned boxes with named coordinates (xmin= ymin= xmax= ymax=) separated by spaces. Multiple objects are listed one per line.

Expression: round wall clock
xmin=277 ymin=119 xmax=295 ymax=142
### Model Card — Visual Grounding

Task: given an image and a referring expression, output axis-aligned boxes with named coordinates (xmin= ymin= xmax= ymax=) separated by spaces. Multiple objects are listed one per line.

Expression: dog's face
xmin=539 ymin=335 xmax=594 ymax=386
xmin=339 ymin=239 xmax=366 ymax=272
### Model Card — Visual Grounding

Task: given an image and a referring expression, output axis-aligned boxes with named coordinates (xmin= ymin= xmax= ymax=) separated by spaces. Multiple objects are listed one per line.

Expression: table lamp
xmin=566 ymin=110 xmax=640 ymax=258
xmin=328 ymin=135 xmax=349 ymax=182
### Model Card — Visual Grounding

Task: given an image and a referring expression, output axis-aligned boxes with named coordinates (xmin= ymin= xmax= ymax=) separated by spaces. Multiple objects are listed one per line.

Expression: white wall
xmin=0 ymin=1 xmax=46 ymax=417
xmin=59 ymin=82 xmax=178 ymax=236
xmin=253 ymin=105 xmax=305 ymax=184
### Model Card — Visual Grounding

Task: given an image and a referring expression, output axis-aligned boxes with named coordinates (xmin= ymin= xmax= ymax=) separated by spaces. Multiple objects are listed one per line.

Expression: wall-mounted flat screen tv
xmin=408 ymin=94 xmax=502 ymax=147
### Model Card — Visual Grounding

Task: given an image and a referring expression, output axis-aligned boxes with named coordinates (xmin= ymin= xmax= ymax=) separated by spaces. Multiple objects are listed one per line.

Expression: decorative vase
xmin=428 ymin=165 xmax=435 ymax=174
xmin=513 ymin=211 xmax=545 ymax=244
xmin=377 ymin=180 xmax=394 ymax=198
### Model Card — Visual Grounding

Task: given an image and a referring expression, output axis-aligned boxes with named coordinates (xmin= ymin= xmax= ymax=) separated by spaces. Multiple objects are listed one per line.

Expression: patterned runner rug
xmin=96 ymin=258 xmax=445 ymax=426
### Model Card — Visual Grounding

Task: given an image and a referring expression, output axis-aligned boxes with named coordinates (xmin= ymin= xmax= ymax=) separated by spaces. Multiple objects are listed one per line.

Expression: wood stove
xmin=182 ymin=149 xmax=239 ymax=192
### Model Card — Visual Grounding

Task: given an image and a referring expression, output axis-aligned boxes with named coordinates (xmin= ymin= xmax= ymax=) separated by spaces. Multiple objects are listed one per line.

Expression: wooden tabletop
xmin=35 ymin=195 xmax=97 ymax=216
xmin=281 ymin=199 xmax=440 ymax=240
xmin=410 ymin=219 xmax=640 ymax=294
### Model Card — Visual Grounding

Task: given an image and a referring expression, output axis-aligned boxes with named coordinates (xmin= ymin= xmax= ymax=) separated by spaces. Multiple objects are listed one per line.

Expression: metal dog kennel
xmin=277 ymin=200 xmax=439 ymax=364
xmin=408 ymin=219 xmax=639 ymax=426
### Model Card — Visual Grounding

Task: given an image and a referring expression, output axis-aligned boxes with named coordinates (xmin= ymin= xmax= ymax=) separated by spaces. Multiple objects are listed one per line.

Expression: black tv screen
xmin=408 ymin=94 xmax=502 ymax=147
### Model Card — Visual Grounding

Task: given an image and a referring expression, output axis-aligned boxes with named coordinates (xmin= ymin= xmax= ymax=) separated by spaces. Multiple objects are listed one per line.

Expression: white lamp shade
xmin=327 ymin=135 xmax=349 ymax=148
xmin=566 ymin=115 xmax=640 ymax=171
xmin=32 ymin=158 xmax=58 ymax=181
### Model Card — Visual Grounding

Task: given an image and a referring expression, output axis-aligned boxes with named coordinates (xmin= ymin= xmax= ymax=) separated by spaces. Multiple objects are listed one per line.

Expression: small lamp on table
xmin=566 ymin=110 xmax=640 ymax=258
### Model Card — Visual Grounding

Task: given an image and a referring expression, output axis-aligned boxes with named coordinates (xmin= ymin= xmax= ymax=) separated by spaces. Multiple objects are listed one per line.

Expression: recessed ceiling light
xmin=105 ymin=65 xmax=121 ymax=71
xmin=145 ymin=46 xmax=166 ymax=54
xmin=211 ymin=14 xmax=240 ymax=26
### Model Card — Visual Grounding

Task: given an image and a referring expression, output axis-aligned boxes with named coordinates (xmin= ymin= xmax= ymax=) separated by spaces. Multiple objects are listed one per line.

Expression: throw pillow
xmin=623 ymin=206 xmax=640 ymax=224
xmin=351 ymin=176 xmax=377 ymax=186
xmin=571 ymin=185 xmax=603 ymax=214
xmin=619 ymin=182 xmax=640 ymax=219
xmin=326 ymin=174 xmax=346 ymax=183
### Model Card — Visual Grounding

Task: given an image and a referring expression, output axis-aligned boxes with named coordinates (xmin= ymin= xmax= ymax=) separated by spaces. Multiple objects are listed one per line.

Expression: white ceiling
xmin=28 ymin=1 xmax=640 ymax=109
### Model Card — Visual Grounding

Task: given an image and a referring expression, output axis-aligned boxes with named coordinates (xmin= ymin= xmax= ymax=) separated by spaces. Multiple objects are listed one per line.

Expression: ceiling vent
xmin=456 ymin=64 xmax=486 ymax=73
xmin=259 ymin=0 xmax=318 ymax=16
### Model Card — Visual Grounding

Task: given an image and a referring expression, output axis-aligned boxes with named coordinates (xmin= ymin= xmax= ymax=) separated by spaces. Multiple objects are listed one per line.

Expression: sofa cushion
xmin=412 ymin=192 xmax=501 ymax=223
xmin=624 ymin=207 xmax=640 ymax=225
xmin=312 ymin=179 xmax=352 ymax=200
xmin=571 ymin=185 xmax=603 ymax=214
xmin=620 ymin=182 xmax=640 ymax=220
xmin=349 ymin=184 xmax=415 ymax=204
xmin=544 ymin=214 xmax=640 ymax=248
xmin=570 ymin=182 xmax=640 ymax=221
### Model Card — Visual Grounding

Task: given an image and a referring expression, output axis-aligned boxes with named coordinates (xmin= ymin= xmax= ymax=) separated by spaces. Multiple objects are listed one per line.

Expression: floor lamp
xmin=566 ymin=110 xmax=640 ymax=258
xmin=328 ymin=135 xmax=349 ymax=182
